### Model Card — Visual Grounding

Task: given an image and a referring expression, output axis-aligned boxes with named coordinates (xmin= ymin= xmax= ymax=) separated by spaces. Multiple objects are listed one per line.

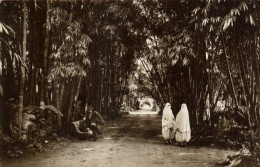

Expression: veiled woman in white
xmin=162 ymin=103 xmax=175 ymax=144
xmin=175 ymin=103 xmax=191 ymax=146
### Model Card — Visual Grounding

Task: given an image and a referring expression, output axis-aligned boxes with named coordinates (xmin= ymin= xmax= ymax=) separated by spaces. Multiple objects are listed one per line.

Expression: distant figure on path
xmin=175 ymin=103 xmax=191 ymax=146
xmin=162 ymin=103 xmax=175 ymax=144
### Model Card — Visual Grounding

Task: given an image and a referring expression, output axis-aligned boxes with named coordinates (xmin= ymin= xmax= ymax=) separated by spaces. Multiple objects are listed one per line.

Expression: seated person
xmin=79 ymin=105 xmax=105 ymax=140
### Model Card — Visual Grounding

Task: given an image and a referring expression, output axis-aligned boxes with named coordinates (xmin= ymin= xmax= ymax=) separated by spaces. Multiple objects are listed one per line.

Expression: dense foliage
xmin=131 ymin=0 xmax=260 ymax=152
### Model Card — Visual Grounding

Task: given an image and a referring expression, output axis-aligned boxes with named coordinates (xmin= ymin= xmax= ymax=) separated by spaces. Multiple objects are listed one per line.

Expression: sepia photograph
xmin=0 ymin=0 xmax=260 ymax=166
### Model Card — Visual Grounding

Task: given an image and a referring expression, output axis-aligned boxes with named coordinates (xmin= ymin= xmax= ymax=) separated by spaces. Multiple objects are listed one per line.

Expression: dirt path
xmin=2 ymin=110 xmax=235 ymax=167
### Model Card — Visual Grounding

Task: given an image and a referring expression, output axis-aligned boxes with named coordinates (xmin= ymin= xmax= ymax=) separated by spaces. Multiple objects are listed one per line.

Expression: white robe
xmin=162 ymin=103 xmax=175 ymax=140
xmin=175 ymin=103 xmax=191 ymax=143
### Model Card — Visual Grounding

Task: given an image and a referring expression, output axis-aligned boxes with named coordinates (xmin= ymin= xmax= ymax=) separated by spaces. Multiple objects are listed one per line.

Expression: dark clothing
xmin=89 ymin=111 xmax=105 ymax=125
xmin=79 ymin=118 xmax=101 ymax=137
xmin=79 ymin=119 xmax=90 ymax=132
xmin=78 ymin=110 xmax=104 ymax=140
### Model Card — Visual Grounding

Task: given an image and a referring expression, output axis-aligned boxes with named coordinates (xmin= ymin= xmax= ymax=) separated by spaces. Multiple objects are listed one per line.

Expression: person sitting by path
xmin=175 ymin=103 xmax=191 ymax=146
xmin=79 ymin=105 xmax=105 ymax=140
xmin=162 ymin=103 xmax=176 ymax=144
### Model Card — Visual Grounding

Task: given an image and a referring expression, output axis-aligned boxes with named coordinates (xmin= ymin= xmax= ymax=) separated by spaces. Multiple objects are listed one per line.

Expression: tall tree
xmin=18 ymin=1 xmax=27 ymax=135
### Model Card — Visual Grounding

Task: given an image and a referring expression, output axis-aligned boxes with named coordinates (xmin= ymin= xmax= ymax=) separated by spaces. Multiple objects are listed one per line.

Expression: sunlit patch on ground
xmin=129 ymin=110 xmax=158 ymax=115
xmin=82 ymin=148 xmax=94 ymax=151
xmin=107 ymin=126 xmax=119 ymax=129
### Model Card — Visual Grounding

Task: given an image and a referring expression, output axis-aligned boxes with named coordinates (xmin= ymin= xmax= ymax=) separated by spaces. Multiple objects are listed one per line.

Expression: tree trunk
xmin=237 ymin=48 xmax=251 ymax=104
xmin=99 ymin=69 xmax=104 ymax=113
xmin=18 ymin=2 xmax=27 ymax=135
xmin=54 ymin=79 xmax=61 ymax=129
xmin=41 ymin=0 xmax=50 ymax=104
xmin=59 ymin=82 xmax=65 ymax=113
xmin=66 ymin=79 xmax=76 ymax=125
xmin=251 ymin=33 xmax=260 ymax=128
xmin=74 ymin=77 xmax=82 ymax=108
xmin=29 ymin=4 xmax=36 ymax=105
xmin=222 ymin=34 xmax=239 ymax=108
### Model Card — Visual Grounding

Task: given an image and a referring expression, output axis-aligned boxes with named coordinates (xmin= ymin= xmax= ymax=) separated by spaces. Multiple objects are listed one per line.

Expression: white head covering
xmin=176 ymin=103 xmax=190 ymax=132
xmin=163 ymin=103 xmax=171 ymax=117
xmin=162 ymin=103 xmax=175 ymax=128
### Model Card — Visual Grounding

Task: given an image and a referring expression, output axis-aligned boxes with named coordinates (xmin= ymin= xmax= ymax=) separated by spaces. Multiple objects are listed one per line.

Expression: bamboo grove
xmin=131 ymin=0 xmax=260 ymax=148
xmin=0 ymin=0 xmax=260 ymax=149
xmin=0 ymin=1 xmax=142 ymax=134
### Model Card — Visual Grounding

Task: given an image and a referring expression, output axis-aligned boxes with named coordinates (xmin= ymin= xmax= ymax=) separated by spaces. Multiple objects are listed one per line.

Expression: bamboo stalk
xmin=18 ymin=1 xmax=27 ymax=135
